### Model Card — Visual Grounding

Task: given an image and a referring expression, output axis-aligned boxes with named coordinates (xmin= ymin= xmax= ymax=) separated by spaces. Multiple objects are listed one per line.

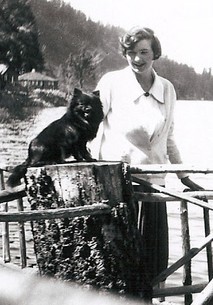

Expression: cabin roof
xmin=18 ymin=69 xmax=58 ymax=82
xmin=0 ymin=64 xmax=9 ymax=75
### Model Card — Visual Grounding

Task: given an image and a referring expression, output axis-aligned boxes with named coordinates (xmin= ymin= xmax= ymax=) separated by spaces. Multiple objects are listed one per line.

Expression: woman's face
xmin=125 ymin=39 xmax=154 ymax=74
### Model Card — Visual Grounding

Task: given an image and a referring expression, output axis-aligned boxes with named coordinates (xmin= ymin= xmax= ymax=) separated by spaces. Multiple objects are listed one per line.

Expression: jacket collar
xmin=122 ymin=66 xmax=164 ymax=104
xmin=149 ymin=70 xmax=164 ymax=103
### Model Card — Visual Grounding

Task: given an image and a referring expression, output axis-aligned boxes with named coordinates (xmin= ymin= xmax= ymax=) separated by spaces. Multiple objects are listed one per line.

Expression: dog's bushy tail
xmin=6 ymin=160 xmax=29 ymax=188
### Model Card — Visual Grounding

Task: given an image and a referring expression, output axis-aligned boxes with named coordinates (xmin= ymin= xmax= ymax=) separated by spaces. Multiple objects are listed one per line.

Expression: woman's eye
xmin=127 ymin=52 xmax=135 ymax=56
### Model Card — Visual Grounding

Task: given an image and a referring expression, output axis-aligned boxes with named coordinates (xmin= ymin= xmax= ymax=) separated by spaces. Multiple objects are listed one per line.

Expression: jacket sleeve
xmin=167 ymin=121 xmax=188 ymax=179
xmin=95 ymin=73 xmax=112 ymax=118
xmin=163 ymin=79 xmax=188 ymax=179
xmin=88 ymin=73 xmax=112 ymax=159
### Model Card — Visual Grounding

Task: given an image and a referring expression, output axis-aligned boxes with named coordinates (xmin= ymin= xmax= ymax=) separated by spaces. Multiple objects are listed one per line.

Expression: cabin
xmin=18 ymin=69 xmax=58 ymax=90
xmin=0 ymin=63 xmax=18 ymax=89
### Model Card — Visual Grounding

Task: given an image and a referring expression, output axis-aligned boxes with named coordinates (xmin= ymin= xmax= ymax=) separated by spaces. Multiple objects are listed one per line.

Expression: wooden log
xmin=25 ymin=161 xmax=150 ymax=298
xmin=180 ymin=200 xmax=192 ymax=305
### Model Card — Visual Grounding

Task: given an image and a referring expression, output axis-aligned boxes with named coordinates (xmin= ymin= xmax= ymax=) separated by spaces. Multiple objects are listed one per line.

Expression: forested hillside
xmin=29 ymin=0 xmax=213 ymax=100
xmin=154 ymin=57 xmax=213 ymax=100
xmin=1 ymin=0 xmax=213 ymax=100
xmin=29 ymin=0 xmax=126 ymax=92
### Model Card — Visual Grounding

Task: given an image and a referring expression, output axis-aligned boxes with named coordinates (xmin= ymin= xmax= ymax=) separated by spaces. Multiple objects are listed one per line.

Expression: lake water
xmin=1 ymin=100 xmax=213 ymax=304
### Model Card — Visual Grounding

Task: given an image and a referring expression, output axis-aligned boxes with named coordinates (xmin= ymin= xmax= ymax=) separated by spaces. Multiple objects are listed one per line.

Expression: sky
xmin=63 ymin=0 xmax=213 ymax=74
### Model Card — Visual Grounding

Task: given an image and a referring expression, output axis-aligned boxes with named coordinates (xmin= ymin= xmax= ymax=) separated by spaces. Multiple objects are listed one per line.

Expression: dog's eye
xmin=85 ymin=106 xmax=92 ymax=113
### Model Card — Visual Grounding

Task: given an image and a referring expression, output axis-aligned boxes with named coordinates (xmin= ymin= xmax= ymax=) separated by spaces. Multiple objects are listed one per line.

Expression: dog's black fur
xmin=7 ymin=88 xmax=103 ymax=187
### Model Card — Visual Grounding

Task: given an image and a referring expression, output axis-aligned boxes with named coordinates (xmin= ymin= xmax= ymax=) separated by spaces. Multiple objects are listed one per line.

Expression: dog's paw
xmin=89 ymin=158 xmax=97 ymax=162
xmin=84 ymin=157 xmax=97 ymax=162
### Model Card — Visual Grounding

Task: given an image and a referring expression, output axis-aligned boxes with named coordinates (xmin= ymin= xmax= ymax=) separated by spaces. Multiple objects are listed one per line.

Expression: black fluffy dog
xmin=7 ymin=88 xmax=103 ymax=187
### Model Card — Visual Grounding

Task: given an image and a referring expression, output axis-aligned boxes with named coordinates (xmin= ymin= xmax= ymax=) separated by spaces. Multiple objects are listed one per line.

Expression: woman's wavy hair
xmin=120 ymin=27 xmax=162 ymax=60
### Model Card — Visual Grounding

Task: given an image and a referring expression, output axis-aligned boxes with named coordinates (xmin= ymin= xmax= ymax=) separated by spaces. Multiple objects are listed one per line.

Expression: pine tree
xmin=0 ymin=0 xmax=44 ymax=73
xmin=62 ymin=45 xmax=102 ymax=92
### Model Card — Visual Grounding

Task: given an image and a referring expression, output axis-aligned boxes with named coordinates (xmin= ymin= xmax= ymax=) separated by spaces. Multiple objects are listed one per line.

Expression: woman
xmin=90 ymin=26 xmax=203 ymax=283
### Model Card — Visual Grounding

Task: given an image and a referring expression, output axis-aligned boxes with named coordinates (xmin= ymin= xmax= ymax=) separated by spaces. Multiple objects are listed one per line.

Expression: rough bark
xmin=25 ymin=161 xmax=151 ymax=298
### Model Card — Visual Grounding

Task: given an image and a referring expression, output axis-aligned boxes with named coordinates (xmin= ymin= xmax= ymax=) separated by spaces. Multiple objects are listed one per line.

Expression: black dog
xmin=7 ymin=88 xmax=103 ymax=187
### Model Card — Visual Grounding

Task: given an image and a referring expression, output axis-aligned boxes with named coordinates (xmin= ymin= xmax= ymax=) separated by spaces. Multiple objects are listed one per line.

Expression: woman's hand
xmin=181 ymin=176 xmax=204 ymax=191
xmin=181 ymin=176 xmax=207 ymax=202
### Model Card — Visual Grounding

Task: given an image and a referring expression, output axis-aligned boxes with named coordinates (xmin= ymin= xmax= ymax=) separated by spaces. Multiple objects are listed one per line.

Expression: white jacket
xmin=90 ymin=66 xmax=187 ymax=184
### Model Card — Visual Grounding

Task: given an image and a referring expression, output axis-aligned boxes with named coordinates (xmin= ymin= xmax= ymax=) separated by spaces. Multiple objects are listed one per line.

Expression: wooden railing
xmin=0 ymin=168 xmax=111 ymax=269
xmin=131 ymin=164 xmax=213 ymax=305
xmin=1 ymin=164 xmax=213 ymax=305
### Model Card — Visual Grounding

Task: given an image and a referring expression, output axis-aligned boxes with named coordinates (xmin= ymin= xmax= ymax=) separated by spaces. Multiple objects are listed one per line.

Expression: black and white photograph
xmin=1 ymin=1 xmax=213 ymax=304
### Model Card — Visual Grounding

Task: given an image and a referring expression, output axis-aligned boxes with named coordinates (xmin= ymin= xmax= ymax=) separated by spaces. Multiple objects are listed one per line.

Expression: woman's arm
xmin=167 ymin=122 xmax=205 ymax=191
xmin=181 ymin=176 xmax=205 ymax=191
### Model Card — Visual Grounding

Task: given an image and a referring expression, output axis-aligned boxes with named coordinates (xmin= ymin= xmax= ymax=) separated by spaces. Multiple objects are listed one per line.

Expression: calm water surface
xmin=1 ymin=100 xmax=213 ymax=304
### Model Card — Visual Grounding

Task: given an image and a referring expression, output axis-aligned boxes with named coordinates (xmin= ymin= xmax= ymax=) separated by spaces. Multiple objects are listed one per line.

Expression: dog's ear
xmin=92 ymin=90 xmax=100 ymax=97
xmin=73 ymin=88 xmax=82 ymax=96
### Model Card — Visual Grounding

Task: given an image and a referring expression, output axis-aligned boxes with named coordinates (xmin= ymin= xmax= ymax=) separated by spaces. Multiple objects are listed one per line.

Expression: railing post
xmin=203 ymin=206 xmax=213 ymax=281
xmin=17 ymin=197 xmax=27 ymax=268
xmin=0 ymin=170 xmax=11 ymax=262
xmin=180 ymin=199 xmax=193 ymax=305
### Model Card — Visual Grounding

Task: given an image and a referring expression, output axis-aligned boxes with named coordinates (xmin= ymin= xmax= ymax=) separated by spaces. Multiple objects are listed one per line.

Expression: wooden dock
xmin=1 ymin=162 xmax=213 ymax=305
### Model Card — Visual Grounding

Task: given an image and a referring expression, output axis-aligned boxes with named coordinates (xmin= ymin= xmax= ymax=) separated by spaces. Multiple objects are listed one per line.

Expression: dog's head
xmin=69 ymin=88 xmax=104 ymax=134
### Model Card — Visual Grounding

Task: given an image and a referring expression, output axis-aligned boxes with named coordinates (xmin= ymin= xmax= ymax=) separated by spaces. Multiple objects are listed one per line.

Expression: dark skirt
xmin=138 ymin=184 xmax=169 ymax=283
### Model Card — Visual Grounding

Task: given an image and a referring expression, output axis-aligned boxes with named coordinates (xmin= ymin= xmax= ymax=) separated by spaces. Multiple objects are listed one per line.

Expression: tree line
xmin=154 ymin=58 xmax=213 ymax=100
xmin=0 ymin=0 xmax=44 ymax=73
xmin=1 ymin=0 xmax=213 ymax=100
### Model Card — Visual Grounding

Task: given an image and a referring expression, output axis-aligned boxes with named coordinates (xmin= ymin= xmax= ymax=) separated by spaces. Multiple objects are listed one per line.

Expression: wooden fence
xmin=0 ymin=164 xmax=213 ymax=305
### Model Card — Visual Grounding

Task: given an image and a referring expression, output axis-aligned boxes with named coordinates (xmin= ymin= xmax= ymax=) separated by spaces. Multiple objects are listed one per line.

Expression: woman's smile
xmin=126 ymin=39 xmax=154 ymax=74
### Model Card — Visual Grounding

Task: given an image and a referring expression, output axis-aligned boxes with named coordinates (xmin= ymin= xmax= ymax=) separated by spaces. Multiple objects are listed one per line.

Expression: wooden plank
xmin=0 ymin=203 xmax=111 ymax=222
xmin=153 ymin=283 xmax=207 ymax=297
xmin=0 ymin=258 xmax=23 ymax=271
xmin=132 ymin=176 xmax=213 ymax=210
xmin=134 ymin=191 xmax=213 ymax=202
xmin=0 ymin=185 xmax=26 ymax=204
xmin=131 ymin=164 xmax=213 ymax=174
xmin=152 ymin=233 xmax=213 ymax=286
xmin=191 ymin=279 xmax=213 ymax=305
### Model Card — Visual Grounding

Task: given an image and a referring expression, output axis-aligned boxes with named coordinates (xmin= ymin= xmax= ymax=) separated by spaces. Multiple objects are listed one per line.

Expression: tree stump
xmin=25 ymin=161 xmax=150 ymax=298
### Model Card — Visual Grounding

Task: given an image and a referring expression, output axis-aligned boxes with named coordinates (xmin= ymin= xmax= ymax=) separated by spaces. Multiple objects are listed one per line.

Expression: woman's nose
xmin=134 ymin=53 xmax=142 ymax=62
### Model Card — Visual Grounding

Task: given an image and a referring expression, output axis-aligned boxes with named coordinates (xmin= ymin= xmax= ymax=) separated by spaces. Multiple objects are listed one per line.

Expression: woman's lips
xmin=133 ymin=63 xmax=145 ymax=68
